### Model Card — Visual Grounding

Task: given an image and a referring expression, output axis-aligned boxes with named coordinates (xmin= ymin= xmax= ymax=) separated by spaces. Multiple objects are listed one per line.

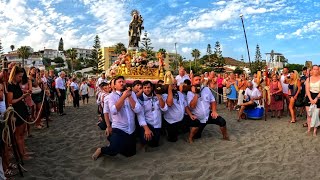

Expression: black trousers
xmin=101 ymin=128 xmax=136 ymax=157
xmin=73 ymin=90 xmax=79 ymax=108
xmin=194 ymin=115 xmax=227 ymax=139
xmin=218 ymin=87 xmax=223 ymax=104
xmin=140 ymin=124 xmax=161 ymax=147
xmin=58 ymin=89 xmax=66 ymax=114
xmin=163 ymin=119 xmax=187 ymax=142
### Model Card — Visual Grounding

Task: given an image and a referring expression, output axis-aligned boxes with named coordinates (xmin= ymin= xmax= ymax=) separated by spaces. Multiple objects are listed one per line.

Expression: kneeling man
xmin=137 ymin=81 xmax=168 ymax=148
xmin=187 ymin=75 xmax=229 ymax=143
xmin=92 ymin=76 xmax=142 ymax=160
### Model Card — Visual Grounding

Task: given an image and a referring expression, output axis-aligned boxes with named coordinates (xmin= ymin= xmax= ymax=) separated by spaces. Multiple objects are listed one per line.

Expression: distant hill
xmin=224 ymin=57 xmax=247 ymax=67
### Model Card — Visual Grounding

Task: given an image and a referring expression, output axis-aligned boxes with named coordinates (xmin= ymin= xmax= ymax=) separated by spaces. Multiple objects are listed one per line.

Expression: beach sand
xmin=15 ymin=100 xmax=320 ymax=180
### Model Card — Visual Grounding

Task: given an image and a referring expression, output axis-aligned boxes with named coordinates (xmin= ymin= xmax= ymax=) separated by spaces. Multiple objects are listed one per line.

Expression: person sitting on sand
xmin=236 ymin=81 xmax=262 ymax=122
xmin=137 ymin=81 xmax=168 ymax=149
xmin=186 ymin=75 xmax=229 ymax=143
xmin=92 ymin=76 xmax=142 ymax=160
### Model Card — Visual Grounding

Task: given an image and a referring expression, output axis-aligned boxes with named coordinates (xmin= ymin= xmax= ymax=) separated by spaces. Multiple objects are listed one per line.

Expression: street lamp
xmin=240 ymin=14 xmax=252 ymax=73
xmin=174 ymin=42 xmax=178 ymax=74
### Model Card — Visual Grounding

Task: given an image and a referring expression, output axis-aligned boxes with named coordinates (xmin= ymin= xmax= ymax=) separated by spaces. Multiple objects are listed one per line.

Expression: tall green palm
xmin=65 ymin=48 xmax=77 ymax=73
xmin=10 ymin=45 xmax=15 ymax=52
xmin=191 ymin=49 xmax=200 ymax=70
xmin=17 ymin=46 xmax=31 ymax=68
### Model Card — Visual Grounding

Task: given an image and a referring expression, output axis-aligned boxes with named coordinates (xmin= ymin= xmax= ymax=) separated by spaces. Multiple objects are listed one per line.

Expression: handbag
xmin=294 ymin=94 xmax=304 ymax=107
xmin=274 ymin=94 xmax=282 ymax=101
xmin=32 ymin=86 xmax=42 ymax=94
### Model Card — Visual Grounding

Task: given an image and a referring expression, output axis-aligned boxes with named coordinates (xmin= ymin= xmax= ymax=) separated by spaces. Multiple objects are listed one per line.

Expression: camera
xmin=154 ymin=84 xmax=169 ymax=94
xmin=121 ymin=84 xmax=132 ymax=92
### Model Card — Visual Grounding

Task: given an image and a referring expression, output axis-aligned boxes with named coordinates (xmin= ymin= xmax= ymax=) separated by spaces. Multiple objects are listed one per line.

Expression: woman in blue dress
xmin=226 ymin=73 xmax=238 ymax=111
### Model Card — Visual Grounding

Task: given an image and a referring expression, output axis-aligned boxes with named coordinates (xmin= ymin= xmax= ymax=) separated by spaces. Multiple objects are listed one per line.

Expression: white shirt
xmin=41 ymin=76 xmax=47 ymax=85
xmin=108 ymin=91 xmax=142 ymax=134
xmin=96 ymin=77 xmax=107 ymax=88
xmin=70 ymin=82 xmax=79 ymax=91
xmin=175 ymin=74 xmax=190 ymax=86
xmin=187 ymin=87 xmax=215 ymax=123
xmin=162 ymin=91 xmax=187 ymax=124
xmin=55 ymin=77 xmax=65 ymax=90
xmin=280 ymin=75 xmax=289 ymax=94
xmin=137 ymin=93 xmax=168 ymax=128
xmin=80 ymin=83 xmax=89 ymax=95
xmin=244 ymin=87 xmax=261 ymax=104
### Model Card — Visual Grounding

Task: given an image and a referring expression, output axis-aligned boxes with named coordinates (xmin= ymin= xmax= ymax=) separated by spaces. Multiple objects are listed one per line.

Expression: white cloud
xmin=182 ymin=47 xmax=192 ymax=53
xmin=214 ymin=1 xmax=226 ymax=6
xmin=276 ymin=20 xmax=320 ymax=39
xmin=276 ymin=34 xmax=285 ymax=39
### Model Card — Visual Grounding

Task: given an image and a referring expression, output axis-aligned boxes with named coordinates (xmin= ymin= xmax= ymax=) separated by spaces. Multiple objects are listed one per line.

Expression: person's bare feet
xmin=187 ymin=137 xmax=193 ymax=144
xmin=92 ymin=148 xmax=101 ymax=160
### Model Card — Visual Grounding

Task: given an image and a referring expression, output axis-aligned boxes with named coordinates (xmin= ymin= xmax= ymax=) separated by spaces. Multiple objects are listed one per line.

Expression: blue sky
xmin=1 ymin=0 xmax=320 ymax=65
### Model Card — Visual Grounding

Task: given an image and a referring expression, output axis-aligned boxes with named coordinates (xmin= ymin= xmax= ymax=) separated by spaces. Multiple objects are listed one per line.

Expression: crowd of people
xmin=92 ymin=65 xmax=320 ymax=160
xmin=0 ymin=63 xmax=99 ymax=178
xmin=1 ymin=63 xmax=319 ymax=177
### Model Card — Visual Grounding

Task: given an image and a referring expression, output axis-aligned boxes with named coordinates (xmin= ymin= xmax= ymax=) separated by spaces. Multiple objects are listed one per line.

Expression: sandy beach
xmin=15 ymin=99 xmax=320 ymax=180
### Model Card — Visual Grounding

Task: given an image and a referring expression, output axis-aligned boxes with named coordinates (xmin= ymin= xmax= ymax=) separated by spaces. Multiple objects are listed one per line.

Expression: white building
xmin=4 ymin=52 xmax=44 ymax=68
xmin=41 ymin=49 xmax=65 ymax=59
xmin=73 ymin=48 xmax=92 ymax=59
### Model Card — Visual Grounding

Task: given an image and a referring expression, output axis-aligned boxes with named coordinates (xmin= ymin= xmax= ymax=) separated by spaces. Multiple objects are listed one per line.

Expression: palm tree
xmin=10 ymin=45 xmax=15 ymax=52
xmin=65 ymin=48 xmax=77 ymax=73
xmin=17 ymin=46 xmax=31 ymax=68
xmin=191 ymin=49 xmax=200 ymax=71
xmin=114 ymin=42 xmax=127 ymax=55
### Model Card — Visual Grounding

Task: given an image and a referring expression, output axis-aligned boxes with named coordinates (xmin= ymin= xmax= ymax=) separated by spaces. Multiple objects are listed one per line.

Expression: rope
xmin=0 ymin=91 xmax=46 ymax=145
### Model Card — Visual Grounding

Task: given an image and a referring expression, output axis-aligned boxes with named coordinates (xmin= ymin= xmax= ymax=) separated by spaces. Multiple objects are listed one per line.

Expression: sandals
xmin=35 ymin=125 xmax=43 ymax=130
xmin=5 ymin=169 xmax=18 ymax=177
xmin=303 ymin=123 xmax=308 ymax=127
xmin=9 ymin=163 xmax=17 ymax=169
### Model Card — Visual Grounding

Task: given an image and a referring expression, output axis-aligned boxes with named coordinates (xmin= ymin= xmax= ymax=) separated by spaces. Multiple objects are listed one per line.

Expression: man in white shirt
xmin=80 ymin=78 xmax=90 ymax=104
xmin=280 ymin=67 xmax=290 ymax=115
xmin=237 ymin=81 xmax=262 ymax=121
xmin=137 ymin=81 xmax=168 ymax=148
xmin=96 ymin=72 xmax=107 ymax=88
xmin=162 ymin=80 xmax=193 ymax=142
xmin=92 ymin=76 xmax=142 ymax=159
xmin=187 ymin=75 xmax=229 ymax=143
xmin=55 ymin=71 xmax=66 ymax=115
xmin=175 ymin=67 xmax=190 ymax=86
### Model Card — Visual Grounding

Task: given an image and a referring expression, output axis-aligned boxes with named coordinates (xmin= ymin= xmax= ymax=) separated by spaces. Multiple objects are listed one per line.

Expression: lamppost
xmin=174 ymin=42 xmax=178 ymax=74
xmin=240 ymin=14 xmax=252 ymax=73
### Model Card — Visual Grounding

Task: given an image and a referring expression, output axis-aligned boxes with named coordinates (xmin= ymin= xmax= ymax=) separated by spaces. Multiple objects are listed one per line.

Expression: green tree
xmin=53 ymin=57 xmax=64 ymax=64
xmin=10 ymin=45 xmax=15 ymax=52
xmin=286 ymin=63 xmax=304 ymax=72
xmin=65 ymin=48 xmax=77 ymax=73
xmin=42 ymin=57 xmax=52 ymax=67
xmin=140 ymin=31 xmax=155 ymax=61
xmin=207 ymin=44 xmax=212 ymax=63
xmin=17 ymin=46 xmax=31 ymax=68
xmin=114 ymin=42 xmax=127 ymax=55
xmin=214 ymin=41 xmax=225 ymax=68
xmin=191 ymin=49 xmax=201 ymax=73
xmin=253 ymin=44 xmax=264 ymax=71
xmin=90 ymin=35 xmax=103 ymax=73
xmin=58 ymin=37 xmax=64 ymax=51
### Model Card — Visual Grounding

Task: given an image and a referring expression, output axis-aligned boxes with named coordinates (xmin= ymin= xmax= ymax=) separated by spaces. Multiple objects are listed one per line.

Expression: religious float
xmin=106 ymin=10 xmax=172 ymax=84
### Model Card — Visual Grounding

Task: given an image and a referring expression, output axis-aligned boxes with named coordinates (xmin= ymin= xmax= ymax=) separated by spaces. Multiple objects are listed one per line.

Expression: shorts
xmin=82 ymin=94 xmax=89 ymax=99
